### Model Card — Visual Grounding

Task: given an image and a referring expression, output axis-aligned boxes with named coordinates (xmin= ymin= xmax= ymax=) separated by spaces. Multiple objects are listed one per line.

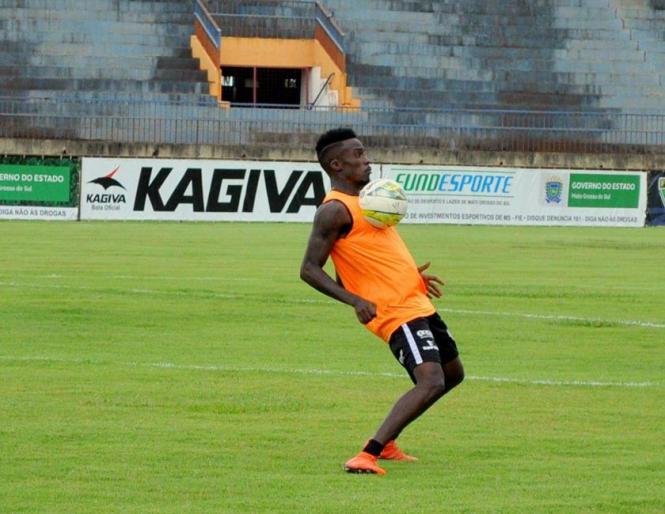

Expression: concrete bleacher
xmin=326 ymin=0 xmax=665 ymax=112
xmin=0 ymin=0 xmax=216 ymax=110
xmin=0 ymin=0 xmax=664 ymax=156
xmin=616 ymin=0 xmax=665 ymax=87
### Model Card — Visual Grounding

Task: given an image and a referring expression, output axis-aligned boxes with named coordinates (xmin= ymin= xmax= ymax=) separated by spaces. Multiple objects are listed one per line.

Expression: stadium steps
xmin=0 ymin=100 xmax=222 ymax=121
xmin=620 ymin=15 xmax=665 ymax=31
xmin=0 ymin=54 xmax=202 ymax=72
xmin=327 ymin=0 xmax=613 ymax=12
xmin=326 ymin=0 xmax=665 ymax=111
xmin=1 ymin=0 xmax=215 ymax=108
xmin=348 ymin=52 xmax=654 ymax=75
xmin=0 ymin=0 xmax=192 ymax=9
xmin=0 ymin=65 xmax=207 ymax=82
xmin=0 ymin=18 xmax=195 ymax=37
xmin=350 ymin=73 xmax=664 ymax=98
xmin=0 ymin=30 xmax=193 ymax=48
xmin=0 ymin=78 xmax=208 ymax=95
xmin=0 ymin=8 xmax=195 ymax=24
xmin=0 ymin=90 xmax=220 ymax=107
xmin=353 ymin=87 xmax=604 ymax=110
xmin=390 ymin=66 xmax=661 ymax=87
xmin=350 ymin=26 xmax=631 ymax=44
xmin=614 ymin=0 xmax=665 ymax=89
xmin=4 ymin=43 xmax=195 ymax=59
xmin=419 ymin=34 xmax=638 ymax=50
xmin=352 ymin=41 xmax=644 ymax=63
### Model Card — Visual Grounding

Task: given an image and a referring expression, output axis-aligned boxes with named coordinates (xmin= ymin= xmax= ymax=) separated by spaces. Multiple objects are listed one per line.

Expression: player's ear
xmin=328 ymin=157 xmax=342 ymax=173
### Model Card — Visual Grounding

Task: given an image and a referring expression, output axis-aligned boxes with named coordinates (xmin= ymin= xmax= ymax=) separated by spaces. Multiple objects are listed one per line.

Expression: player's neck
xmin=331 ymin=182 xmax=361 ymax=196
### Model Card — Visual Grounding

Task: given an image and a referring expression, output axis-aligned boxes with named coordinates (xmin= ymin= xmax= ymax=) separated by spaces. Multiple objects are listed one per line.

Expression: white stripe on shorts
xmin=401 ymin=323 xmax=423 ymax=365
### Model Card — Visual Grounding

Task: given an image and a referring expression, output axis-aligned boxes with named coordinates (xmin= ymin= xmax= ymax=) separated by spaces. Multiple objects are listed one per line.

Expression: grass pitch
xmin=1 ymin=221 xmax=664 ymax=513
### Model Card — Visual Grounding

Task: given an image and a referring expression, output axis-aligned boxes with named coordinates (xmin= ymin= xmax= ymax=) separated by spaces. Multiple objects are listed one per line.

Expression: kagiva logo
xmin=87 ymin=166 xmax=127 ymax=206
xmin=132 ymin=167 xmax=325 ymax=213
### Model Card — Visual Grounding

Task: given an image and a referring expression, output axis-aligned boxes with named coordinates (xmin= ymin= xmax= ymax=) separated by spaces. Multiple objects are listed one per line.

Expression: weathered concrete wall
xmin=2 ymin=137 xmax=664 ymax=171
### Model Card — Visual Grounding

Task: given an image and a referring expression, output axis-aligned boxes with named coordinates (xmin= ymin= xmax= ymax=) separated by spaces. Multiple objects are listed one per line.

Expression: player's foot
xmin=379 ymin=440 xmax=418 ymax=461
xmin=344 ymin=451 xmax=386 ymax=475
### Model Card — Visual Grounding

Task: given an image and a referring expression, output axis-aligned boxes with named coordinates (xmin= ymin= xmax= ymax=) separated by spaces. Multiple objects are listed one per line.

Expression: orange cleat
xmin=344 ymin=451 xmax=386 ymax=475
xmin=379 ymin=440 xmax=418 ymax=461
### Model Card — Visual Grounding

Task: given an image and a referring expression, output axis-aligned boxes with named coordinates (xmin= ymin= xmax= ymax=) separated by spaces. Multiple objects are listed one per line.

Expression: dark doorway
xmin=257 ymin=68 xmax=301 ymax=105
xmin=221 ymin=67 xmax=254 ymax=104
xmin=221 ymin=66 xmax=301 ymax=106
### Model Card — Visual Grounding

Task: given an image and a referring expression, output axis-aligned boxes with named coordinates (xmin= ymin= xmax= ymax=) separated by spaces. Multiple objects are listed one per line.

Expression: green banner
xmin=0 ymin=164 xmax=71 ymax=203
xmin=568 ymin=173 xmax=640 ymax=208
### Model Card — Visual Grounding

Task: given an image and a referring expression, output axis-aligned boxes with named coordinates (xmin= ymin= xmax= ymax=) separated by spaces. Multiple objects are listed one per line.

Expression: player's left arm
xmin=300 ymin=202 xmax=377 ymax=324
xmin=418 ymin=262 xmax=444 ymax=298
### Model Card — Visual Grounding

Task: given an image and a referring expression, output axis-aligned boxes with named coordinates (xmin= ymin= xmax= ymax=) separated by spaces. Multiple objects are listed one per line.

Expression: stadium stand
xmin=0 ymin=0 xmax=215 ymax=102
xmin=0 ymin=0 xmax=664 ymax=160
xmin=616 ymin=0 xmax=665 ymax=91
xmin=0 ymin=0 xmax=223 ymax=141
xmin=329 ymin=0 xmax=665 ymax=111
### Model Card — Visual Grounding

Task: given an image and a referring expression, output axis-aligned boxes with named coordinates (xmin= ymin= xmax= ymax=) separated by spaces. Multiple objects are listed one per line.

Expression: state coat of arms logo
xmin=545 ymin=179 xmax=563 ymax=204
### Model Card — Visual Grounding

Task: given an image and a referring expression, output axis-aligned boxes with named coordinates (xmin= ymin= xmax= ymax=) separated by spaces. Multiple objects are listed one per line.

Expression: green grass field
xmin=1 ymin=221 xmax=664 ymax=513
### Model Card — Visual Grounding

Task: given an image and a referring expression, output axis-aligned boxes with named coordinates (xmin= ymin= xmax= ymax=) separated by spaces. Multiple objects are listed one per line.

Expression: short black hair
xmin=315 ymin=128 xmax=357 ymax=168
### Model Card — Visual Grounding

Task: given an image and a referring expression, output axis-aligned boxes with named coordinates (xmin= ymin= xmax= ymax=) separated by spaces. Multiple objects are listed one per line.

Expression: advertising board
xmin=384 ymin=165 xmax=646 ymax=227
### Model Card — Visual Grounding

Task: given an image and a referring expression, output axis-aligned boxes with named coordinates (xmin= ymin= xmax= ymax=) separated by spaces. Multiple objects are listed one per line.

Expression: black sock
xmin=363 ymin=439 xmax=384 ymax=457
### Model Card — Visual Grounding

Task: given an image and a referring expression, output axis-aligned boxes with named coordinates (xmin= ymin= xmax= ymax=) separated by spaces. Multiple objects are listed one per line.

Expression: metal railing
xmin=209 ymin=12 xmax=314 ymax=39
xmin=2 ymin=97 xmax=665 ymax=154
xmin=206 ymin=0 xmax=315 ymax=16
xmin=205 ymin=0 xmax=344 ymax=48
xmin=194 ymin=0 xmax=222 ymax=49
xmin=314 ymin=1 xmax=346 ymax=53
xmin=310 ymin=72 xmax=335 ymax=108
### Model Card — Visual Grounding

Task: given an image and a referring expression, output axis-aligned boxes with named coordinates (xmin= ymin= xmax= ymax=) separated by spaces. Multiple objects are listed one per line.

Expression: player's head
xmin=316 ymin=128 xmax=371 ymax=188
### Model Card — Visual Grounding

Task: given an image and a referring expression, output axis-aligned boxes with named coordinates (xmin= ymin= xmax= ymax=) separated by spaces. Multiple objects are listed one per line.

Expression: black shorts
xmin=388 ymin=312 xmax=459 ymax=383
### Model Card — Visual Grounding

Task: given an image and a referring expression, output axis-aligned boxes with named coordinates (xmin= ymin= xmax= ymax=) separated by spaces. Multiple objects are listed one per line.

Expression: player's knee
xmin=414 ymin=362 xmax=446 ymax=400
xmin=450 ymin=368 xmax=465 ymax=388
xmin=432 ymin=379 xmax=447 ymax=400
xmin=450 ymin=371 xmax=464 ymax=389
xmin=444 ymin=360 xmax=465 ymax=391
xmin=420 ymin=377 xmax=446 ymax=401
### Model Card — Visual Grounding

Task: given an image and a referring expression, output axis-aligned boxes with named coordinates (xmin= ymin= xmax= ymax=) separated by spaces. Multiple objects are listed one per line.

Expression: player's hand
xmin=352 ymin=297 xmax=377 ymax=324
xmin=418 ymin=262 xmax=445 ymax=298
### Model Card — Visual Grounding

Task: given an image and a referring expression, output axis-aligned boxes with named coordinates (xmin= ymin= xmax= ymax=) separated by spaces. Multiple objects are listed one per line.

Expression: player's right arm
xmin=300 ymin=201 xmax=377 ymax=324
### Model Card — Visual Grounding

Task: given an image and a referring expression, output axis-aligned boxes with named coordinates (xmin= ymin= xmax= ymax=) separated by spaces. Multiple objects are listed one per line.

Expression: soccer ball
xmin=359 ymin=179 xmax=408 ymax=228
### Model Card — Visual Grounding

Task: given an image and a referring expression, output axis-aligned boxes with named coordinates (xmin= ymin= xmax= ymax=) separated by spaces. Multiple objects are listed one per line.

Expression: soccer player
xmin=300 ymin=128 xmax=465 ymax=475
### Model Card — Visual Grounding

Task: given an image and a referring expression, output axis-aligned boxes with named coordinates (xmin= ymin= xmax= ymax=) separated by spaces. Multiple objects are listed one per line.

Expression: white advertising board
xmin=384 ymin=165 xmax=647 ymax=227
xmin=81 ymin=158 xmax=647 ymax=227
xmin=81 ymin=158 xmax=330 ymax=221
xmin=0 ymin=205 xmax=77 ymax=220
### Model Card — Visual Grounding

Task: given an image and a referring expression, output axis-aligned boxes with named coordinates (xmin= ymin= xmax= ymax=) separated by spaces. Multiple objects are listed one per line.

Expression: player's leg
xmin=371 ymin=360 xmax=446 ymax=444
xmin=382 ymin=315 xmax=464 ymax=449
xmin=441 ymin=356 xmax=464 ymax=394
xmin=428 ymin=312 xmax=464 ymax=395
xmin=344 ymin=319 xmax=445 ymax=474
xmin=344 ymin=361 xmax=444 ymax=474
